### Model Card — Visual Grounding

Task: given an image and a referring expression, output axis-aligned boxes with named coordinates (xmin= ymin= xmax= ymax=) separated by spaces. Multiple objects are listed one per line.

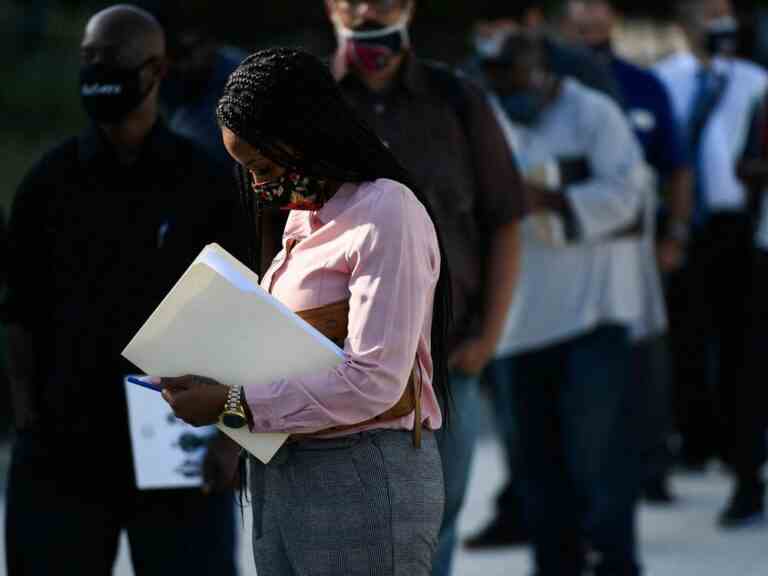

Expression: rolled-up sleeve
xmin=565 ymin=95 xmax=644 ymax=240
xmin=243 ymin=187 xmax=440 ymax=434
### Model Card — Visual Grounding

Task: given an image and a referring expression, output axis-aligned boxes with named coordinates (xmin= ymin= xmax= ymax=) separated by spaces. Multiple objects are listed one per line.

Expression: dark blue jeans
xmin=511 ymin=325 xmax=642 ymax=576
xmin=485 ymin=357 xmax=527 ymax=522
xmin=432 ymin=372 xmax=481 ymax=576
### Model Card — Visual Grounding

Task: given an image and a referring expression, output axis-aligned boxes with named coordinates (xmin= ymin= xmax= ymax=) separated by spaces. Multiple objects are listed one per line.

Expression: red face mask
xmin=339 ymin=20 xmax=409 ymax=73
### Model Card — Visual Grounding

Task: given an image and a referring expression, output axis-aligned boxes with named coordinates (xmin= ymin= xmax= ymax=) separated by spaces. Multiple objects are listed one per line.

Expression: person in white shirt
xmin=655 ymin=0 xmax=768 ymax=528
xmin=483 ymin=32 xmax=647 ymax=576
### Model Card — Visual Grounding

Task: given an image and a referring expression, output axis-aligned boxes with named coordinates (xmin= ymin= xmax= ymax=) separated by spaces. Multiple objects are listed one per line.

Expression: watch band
xmin=220 ymin=385 xmax=247 ymax=429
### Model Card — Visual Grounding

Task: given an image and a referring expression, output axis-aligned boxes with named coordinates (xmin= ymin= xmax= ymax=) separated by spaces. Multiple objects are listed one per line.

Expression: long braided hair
xmin=216 ymin=47 xmax=452 ymax=419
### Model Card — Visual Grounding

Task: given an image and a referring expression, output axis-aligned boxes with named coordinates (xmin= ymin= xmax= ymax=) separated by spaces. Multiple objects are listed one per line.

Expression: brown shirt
xmin=333 ymin=51 xmax=525 ymax=346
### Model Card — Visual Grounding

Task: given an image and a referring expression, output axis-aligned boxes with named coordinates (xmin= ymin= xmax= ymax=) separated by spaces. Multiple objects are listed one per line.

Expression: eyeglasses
xmin=332 ymin=0 xmax=403 ymax=15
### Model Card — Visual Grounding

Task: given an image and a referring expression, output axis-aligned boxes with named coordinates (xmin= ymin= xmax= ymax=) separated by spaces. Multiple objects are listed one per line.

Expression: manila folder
xmin=122 ymin=243 xmax=344 ymax=464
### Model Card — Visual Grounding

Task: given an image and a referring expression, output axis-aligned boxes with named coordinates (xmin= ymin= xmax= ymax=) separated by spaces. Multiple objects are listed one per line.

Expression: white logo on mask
xmin=82 ymin=84 xmax=123 ymax=96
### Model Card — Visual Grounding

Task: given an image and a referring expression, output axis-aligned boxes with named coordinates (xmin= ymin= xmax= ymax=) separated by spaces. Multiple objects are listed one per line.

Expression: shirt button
xmin=374 ymin=103 xmax=386 ymax=115
xmin=260 ymin=419 xmax=271 ymax=428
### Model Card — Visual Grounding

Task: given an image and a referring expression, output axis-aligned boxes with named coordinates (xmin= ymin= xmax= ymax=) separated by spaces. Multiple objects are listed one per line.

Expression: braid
xmin=217 ymin=47 xmax=453 ymax=422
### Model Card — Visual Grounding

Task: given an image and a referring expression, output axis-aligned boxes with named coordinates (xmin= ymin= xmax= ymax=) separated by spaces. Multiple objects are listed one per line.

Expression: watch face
xmin=221 ymin=412 xmax=247 ymax=429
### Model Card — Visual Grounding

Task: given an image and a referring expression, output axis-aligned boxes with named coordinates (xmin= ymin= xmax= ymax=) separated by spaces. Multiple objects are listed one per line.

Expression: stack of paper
xmin=122 ymin=243 xmax=344 ymax=463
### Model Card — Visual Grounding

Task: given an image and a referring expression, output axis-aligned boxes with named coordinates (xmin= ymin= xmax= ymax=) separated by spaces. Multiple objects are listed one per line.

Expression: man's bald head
xmin=82 ymin=4 xmax=165 ymax=68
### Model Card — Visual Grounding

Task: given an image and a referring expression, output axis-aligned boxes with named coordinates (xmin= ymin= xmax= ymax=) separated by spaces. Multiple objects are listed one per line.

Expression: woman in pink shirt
xmin=158 ymin=48 xmax=451 ymax=575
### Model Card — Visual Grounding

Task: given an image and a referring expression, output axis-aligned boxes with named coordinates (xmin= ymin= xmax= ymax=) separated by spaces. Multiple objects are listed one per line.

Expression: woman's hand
xmin=157 ymin=375 xmax=229 ymax=427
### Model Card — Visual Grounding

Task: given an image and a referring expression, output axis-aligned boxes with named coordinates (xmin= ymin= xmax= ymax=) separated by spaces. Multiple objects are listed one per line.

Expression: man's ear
xmin=144 ymin=56 xmax=168 ymax=92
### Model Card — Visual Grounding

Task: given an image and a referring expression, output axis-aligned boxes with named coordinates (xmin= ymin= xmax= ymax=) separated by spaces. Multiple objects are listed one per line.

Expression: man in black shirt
xmin=5 ymin=6 xmax=240 ymax=575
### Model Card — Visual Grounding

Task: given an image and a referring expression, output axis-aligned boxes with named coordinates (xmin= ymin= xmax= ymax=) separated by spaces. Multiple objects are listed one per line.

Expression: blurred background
xmin=2 ymin=0 xmax=767 ymax=437
xmin=2 ymin=0 xmax=768 ymax=216
xmin=0 ymin=0 xmax=765 ymax=464
xmin=3 ymin=1 xmax=768 ymax=574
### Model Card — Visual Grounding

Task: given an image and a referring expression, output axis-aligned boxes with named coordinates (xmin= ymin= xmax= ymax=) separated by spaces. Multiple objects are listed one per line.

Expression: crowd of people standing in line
xmin=3 ymin=0 xmax=768 ymax=575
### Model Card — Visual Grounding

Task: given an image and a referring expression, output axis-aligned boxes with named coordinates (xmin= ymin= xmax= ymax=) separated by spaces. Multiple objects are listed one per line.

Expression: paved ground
xmin=2 ymin=429 xmax=767 ymax=576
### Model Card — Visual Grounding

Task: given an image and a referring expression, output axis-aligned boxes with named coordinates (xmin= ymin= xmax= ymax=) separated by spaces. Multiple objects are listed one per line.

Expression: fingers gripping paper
xmin=122 ymin=243 xmax=344 ymax=464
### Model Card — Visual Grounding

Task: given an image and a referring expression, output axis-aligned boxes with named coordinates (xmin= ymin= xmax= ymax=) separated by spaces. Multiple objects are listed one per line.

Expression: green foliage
xmin=0 ymin=3 xmax=87 ymax=209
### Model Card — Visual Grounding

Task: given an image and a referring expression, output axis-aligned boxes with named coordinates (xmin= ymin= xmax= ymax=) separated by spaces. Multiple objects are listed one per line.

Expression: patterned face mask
xmin=251 ymin=171 xmax=329 ymax=211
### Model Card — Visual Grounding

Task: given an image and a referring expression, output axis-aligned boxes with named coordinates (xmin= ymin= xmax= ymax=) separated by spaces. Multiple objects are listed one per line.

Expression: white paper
xmin=122 ymin=243 xmax=344 ymax=463
xmin=124 ymin=376 xmax=218 ymax=490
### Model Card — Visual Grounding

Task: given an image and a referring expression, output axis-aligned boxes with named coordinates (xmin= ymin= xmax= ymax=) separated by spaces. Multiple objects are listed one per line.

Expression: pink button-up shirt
xmin=243 ymin=179 xmax=442 ymax=435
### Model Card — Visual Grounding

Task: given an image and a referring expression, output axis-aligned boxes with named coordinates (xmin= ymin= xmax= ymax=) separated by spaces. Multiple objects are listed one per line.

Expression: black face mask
xmin=80 ymin=58 xmax=155 ymax=124
xmin=589 ymin=39 xmax=614 ymax=57
xmin=500 ymin=90 xmax=547 ymax=126
xmin=704 ymin=16 xmax=740 ymax=56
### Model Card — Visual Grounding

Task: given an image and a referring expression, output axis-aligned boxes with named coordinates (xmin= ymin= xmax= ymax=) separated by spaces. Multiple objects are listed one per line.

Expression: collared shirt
xmin=5 ymin=122 xmax=239 ymax=438
xmin=494 ymin=80 xmax=646 ymax=355
xmin=610 ymin=56 xmax=688 ymax=179
xmin=463 ymin=35 xmax=621 ymax=103
xmin=608 ymin=56 xmax=686 ymax=341
xmin=244 ymin=179 xmax=441 ymax=434
xmin=655 ymin=52 xmax=768 ymax=211
xmin=332 ymin=51 xmax=525 ymax=346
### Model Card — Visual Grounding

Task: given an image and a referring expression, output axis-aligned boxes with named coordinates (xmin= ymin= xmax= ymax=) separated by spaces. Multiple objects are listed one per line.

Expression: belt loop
xmin=413 ymin=363 xmax=423 ymax=448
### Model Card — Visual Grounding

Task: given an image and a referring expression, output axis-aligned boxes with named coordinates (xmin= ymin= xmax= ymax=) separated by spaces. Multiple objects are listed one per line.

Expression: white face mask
xmin=336 ymin=16 xmax=409 ymax=41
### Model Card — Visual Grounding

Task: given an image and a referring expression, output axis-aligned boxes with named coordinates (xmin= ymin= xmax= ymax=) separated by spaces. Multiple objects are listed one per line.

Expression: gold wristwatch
xmin=220 ymin=385 xmax=247 ymax=429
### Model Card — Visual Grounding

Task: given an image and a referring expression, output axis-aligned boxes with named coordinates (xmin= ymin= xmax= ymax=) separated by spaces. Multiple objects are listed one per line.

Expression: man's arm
xmin=5 ymin=209 xmax=40 ymax=430
xmin=557 ymin=97 xmax=644 ymax=240
xmin=738 ymin=92 xmax=768 ymax=191
xmin=450 ymin=220 xmax=520 ymax=373
xmin=651 ymin=76 xmax=693 ymax=271
xmin=3 ymin=148 xmax=59 ymax=430
xmin=449 ymin=81 xmax=525 ymax=375
xmin=7 ymin=325 xmax=38 ymax=430
xmin=657 ymin=167 xmax=693 ymax=272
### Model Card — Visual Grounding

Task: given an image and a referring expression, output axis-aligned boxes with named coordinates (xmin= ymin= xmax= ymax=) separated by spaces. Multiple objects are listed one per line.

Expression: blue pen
xmin=127 ymin=376 xmax=162 ymax=393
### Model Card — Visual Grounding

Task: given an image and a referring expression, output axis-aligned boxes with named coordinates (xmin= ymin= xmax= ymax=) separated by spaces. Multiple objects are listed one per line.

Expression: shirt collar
xmin=331 ymin=49 xmax=430 ymax=98
xmin=77 ymin=120 xmax=177 ymax=168
xmin=315 ymin=182 xmax=357 ymax=225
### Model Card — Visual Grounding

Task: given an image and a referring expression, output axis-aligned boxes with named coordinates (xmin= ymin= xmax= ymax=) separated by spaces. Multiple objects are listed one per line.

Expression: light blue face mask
xmin=500 ymin=91 xmax=545 ymax=127
xmin=473 ymin=32 xmax=509 ymax=59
